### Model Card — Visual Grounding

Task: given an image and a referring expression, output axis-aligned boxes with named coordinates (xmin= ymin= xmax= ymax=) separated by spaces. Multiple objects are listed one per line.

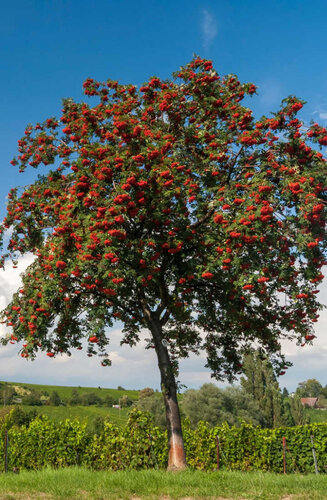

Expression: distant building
xmin=300 ymin=397 xmax=318 ymax=408
xmin=12 ymin=397 xmax=22 ymax=404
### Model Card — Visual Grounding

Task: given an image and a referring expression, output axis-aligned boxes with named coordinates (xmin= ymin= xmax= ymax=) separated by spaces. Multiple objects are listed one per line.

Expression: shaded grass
xmin=0 ymin=468 xmax=327 ymax=499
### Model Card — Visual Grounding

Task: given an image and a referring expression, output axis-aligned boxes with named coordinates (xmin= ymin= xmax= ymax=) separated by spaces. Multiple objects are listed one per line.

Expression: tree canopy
xmin=180 ymin=383 xmax=265 ymax=428
xmin=1 ymin=56 xmax=327 ymax=468
xmin=295 ymin=378 xmax=323 ymax=398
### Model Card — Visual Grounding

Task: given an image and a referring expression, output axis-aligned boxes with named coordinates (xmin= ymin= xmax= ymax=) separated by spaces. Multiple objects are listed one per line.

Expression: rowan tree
xmin=1 ymin=57 xmax=327 ymax=469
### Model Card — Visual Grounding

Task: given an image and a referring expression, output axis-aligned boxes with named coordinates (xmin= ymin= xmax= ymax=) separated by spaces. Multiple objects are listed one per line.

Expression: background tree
xmin=119 ymin=394 xmax=133 ymax=408
xmin=282 ymin=387 xmax=289 ymax=398
xmin=317 ymin=392 xmax=327 ymax=408
xmin=280 ymin=398 xmax=295 ymax=427
xmin=180 ymin=383 xmax=265 ymax=428
xmin=240 ymin=352 xmax=293 ymax=427
xmin=136 ymin=392 xmax=167 ymax=427
xmin=1 ymin=57 xmax=327 ymax=469
xmin=22 ymin=389 xmax=43 ymax=406
xmin=102 ymin=394 xmax=116 ymax=407
xmin=181 ymin=384 xmax=228 ymax=427
xmin=81 ymin=392 xmax=102 ymax=406
xmin=290 ymin=394 xmax=310 ymax=425
xmin=49 ymin=390 xmax=62 ymax=406
xmin=0 ymin=383 xmax=16 ymax=406
xmin=139 ymin=387 xmax=155 ymax=399
xmin=69 ymin=389 xmax=82 ymax=406
xmin=295 ymin=378 xmax=323 ymax=398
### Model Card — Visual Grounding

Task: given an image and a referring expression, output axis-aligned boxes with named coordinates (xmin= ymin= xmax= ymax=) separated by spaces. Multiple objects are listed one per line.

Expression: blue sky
xmin=2 ymin=0 xmax=327 ymax=216
xmin=1 ymin=0 xmax=327 ymax=391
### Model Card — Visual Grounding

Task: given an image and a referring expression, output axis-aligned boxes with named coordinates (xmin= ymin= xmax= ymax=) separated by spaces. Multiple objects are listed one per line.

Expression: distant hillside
xmin=0 ymin=381 xmax=142 ymax=429
xmin=0 ymin=380 xmax=140 ymax=403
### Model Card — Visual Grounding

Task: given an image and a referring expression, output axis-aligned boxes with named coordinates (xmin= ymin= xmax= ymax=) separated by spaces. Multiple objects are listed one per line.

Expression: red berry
xmin=89 ymin=336 xmax=99 ymax=343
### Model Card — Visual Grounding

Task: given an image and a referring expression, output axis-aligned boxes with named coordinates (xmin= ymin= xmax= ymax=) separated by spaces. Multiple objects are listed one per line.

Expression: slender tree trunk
xmin=148 ymin=315 xmax=187 ymax=470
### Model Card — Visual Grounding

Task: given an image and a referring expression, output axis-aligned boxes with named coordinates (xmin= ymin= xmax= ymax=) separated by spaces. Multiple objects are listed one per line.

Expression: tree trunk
xmin=148 ymin=315 xmax=187 ymax=470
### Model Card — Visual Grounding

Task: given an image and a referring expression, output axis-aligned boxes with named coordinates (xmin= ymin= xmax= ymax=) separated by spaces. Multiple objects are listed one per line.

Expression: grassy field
xmin=0 ymin=380 xmax=140 ymax=429
xmin=20 ymin=403 xmax=131 ymax=428
xmin=3 ymin=380 xmax=139 ymax=402
xmin=0 ymin=468 xmax=327 ymax=499
xmin=0 ymin=404 xmax=132 ymax=429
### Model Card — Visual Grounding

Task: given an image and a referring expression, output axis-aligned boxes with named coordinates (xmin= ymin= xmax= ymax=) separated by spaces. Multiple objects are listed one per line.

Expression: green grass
xmin=20 ymin=404 xmax=131 ymax=428
xmin=0 ymin=468 xmax=327 ymax=499
xmin=2 ymin=380 xmax=139 ymax=402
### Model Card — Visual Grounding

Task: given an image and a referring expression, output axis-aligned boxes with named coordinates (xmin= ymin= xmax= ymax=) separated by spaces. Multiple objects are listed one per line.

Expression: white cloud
xmin=277 ymin=280 xmax=327 ymax=390
xmin=311 ymin=109 xmax=327 ymax=121
xmin=201 ymin=10 xmax=218 ymax=49
xmin=0 ymin=254 xmax=35 ymax=338
xmin=0 ymin=329 xmax=160 ymax=390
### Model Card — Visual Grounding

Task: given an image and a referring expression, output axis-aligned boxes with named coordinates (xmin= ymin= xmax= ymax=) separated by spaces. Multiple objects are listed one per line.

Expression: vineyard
xmin=1 ymin=408 xmax=327 ymax=474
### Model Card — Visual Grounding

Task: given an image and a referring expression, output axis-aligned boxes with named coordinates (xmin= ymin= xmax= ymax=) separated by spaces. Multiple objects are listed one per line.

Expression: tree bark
xmin=148 ymin=315 xmax=187 ymax=470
